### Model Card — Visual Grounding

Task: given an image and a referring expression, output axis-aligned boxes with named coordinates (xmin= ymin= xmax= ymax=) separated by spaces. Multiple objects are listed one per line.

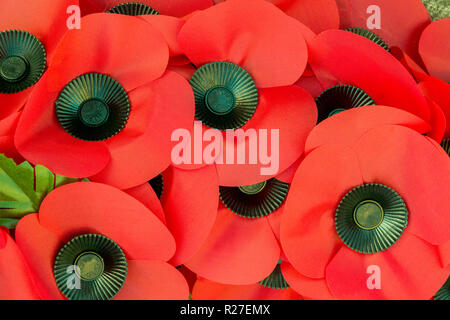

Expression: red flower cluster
xmin=0 ymin=0 xmax=449 ymax=300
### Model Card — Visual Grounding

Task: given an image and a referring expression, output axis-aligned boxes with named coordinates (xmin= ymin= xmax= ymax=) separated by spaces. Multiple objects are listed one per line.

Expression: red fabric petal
xmin=309 ymin=30 xmax=431 ymax=121
xmin=275 ymin=155 xmax=303 ymax=184
xmin=38 ymin=182 xmax=176 ymax=261
xmin=326 ymin=233 xmax=448 ymax=299
xmin=114 ymin=260 xmax=189 ymax=300
xmin=337 ymin=0 xmax=431 ymax=63
xmin=419 ymin=18 xmax=450 ymax=82
xmin=192 ymin=277 xmax=302 ymax=300
xmin=14 ymin=72 xmax=111 ymax=178
xmin=419 ymin=78 xmax=450 ymax=138
xmin=439 ymin=241 xmax=450 ymax=269
xmin=48 ymin=13 xmax=169 ymax=93
xmin=125 ymin=182 xmax=166 ymax=224
xmin=106 ymin=0 xmax=213 ymax=17
xmin=390 ymin=47 xmax=431 ymax=82
xmin=281 ymin=144 xmax=363 ymax=278
xmin=91 ymin=70 xmax=195 ymax=189
xmin=15 ymin=214 xmax=64 ymax=300
xmin=305 ymin=106 xmax=431 ymax=153
xmin=0 ymin=90 xmax=30 ymax=121
xmin=281 ymin=262 xmax=333 ymax=299
xmin=216 ymin=86 xmax=317 ymax=186
xmin=426 ymin=98 xmax=446 ymax=143
xmin=354 ymin=125 xmax=450 ymax=245
xmin=178 ymin=0 xmax=307 ymax=88
xmin=270 ymin=0 xmax=340 ymax=34
xmin=0 ymin=228 xmax=39 ymax=300
xmin=185 ymin=205 xmax=280 ymax=285
xmin=160 ymin=165 xmax=219 ymax=266
xmin=295 ymin=74 xmax=325 ymax=99
xmin=0 ymin=112 xmax=24 ymax=163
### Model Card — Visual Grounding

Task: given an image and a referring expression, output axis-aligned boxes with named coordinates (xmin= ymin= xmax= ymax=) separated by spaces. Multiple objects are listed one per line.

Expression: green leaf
xmin=0 ymin=154 xmax=80 ymax=228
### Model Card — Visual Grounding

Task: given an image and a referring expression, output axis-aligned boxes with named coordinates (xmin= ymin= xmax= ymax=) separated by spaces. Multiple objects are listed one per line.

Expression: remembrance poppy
xmin=15 ymin=182 xmax=189 ymax=300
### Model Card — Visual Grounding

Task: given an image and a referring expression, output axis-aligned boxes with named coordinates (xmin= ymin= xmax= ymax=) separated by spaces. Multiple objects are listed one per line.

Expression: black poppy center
xmin=0 ymin=56 xmax=29 ymax=82
xmin=205 ymin=86 xmax=236 ymax=116
xmin=78 ymin=99 xmax=110 ymax=128
xmin=74 ymin=251 xmax=105 ymax=281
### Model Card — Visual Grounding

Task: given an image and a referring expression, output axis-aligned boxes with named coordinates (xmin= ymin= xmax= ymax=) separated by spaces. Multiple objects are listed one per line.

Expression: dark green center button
xmin=353 ymin=200 xmax=384 ymax=230
xmin=79 ymin=99 xmax=110 ymax=127
xmin=205 ymin=86 xmax=235 ymax=115
xmin=0 ymin=56 xmax=28 ymax=82
xmin=328 ymin=108 xmax=346 ymax=117
xmin=238 ymin=181 xmax=267 ymax=195
xmin=75 ymin=252 xmax=104 ymax=281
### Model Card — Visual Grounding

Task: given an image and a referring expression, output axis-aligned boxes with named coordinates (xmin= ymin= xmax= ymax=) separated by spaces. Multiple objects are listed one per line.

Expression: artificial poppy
xmin=281 ymin=107 xmax=450 ymax=299
xmin=0 ymin=0 xmax=79 ymax=120
xmin=176 ymin=0 xmax=317 ymax=186
xmin=184 ymin=174 xmax=292 ymax=285
xmin=0 ymin=227 xmax=39 ymax=300
xmin=80 ymin=0 xmax=213 ymax=17
xmin=0 ymin=112 xmax=23 ymax=164
xmin=15 ymin=182 xmax=189 ymax=300
xmin=192 ymin=260 xmax=303 ymax=300
xmin=14 ymin=13 xmax=194 ymax=190
xmin=126 ymin=165 xmax=220 ymax=266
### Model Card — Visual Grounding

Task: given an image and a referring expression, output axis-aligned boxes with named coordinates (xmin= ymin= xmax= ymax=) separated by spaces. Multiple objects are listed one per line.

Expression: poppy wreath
xmin=0 ymin=0 xmax=449 ymax=301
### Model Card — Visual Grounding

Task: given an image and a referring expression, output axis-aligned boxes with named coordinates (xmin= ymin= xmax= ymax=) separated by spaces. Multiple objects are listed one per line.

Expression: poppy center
xmin=238 ymin=181 xmax=267 ymax=195
xmin=78 ymin=99 xmax=110 ymax=127
xmin=0 ymin=56 xmax=28 ymax=82
xmin=74 ymin=252 xmax=104 ymax=281
xmin=353 ymin=200 xmax=384 ymax=230
xmin=205 ymin=86 xmax=235 ymax=116
xmin=328 ymin=108 xmax=346 ymax=118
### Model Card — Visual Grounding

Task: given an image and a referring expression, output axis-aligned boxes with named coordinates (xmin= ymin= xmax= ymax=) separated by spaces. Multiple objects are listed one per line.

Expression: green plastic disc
xmin=316 ymin=85 xmax=375 ymax=123
xmin=441 ymin=139 xmax=450 ymax=156
xmin=148 ymin=174 xmax=164 ymax=199
xmin=259 ymin=260 xmax=290 ymax=289
xmin=55 ymin=73 xmax=130 ymax=141
xmin=345 ymin=28 xmax=391 ymax=52
xmin=54 ymin=234 xmax=128 ymax=300
xmin=335 ymin=183 xmax=408 ymax=254
xmin=434 ymin=276 xmax=450 ymax=300
xmin=107 ymin=2 xmax=159 ymax=15
xmin=0 ymin=30 xmax=46 ymax=94
xmin=219 ymin=179 xmax=289 ymax=219
xmin=190 ymin=61 xmax=258 ymax=130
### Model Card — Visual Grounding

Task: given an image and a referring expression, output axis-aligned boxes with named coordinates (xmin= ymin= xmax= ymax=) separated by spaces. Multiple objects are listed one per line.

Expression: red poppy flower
xmin=15 ymin=182 xmax=189 ymax=300
xmin=335 ymin=0 xmax=431 ymax=64
xmin=80 ymin=0 xmax=213 ymax=17
xmin=192 ymin=261 xmax=303 ymax=300
xmin=0 ymin=112 xmax=24 ymax=164
xmin=176 ymin=0 xmax=317 ymax=186
xmin=419 ymin=18 xmax=450 ymax=83
xmin=14 ymin=13 xmax=194 ymax=190
xmin=0 ymin=227 xmax=39 ymax=300
xmin=281 ymin=107 xmax=450 ymax=299
xmin=126 ymin=165 xmax=220 ymax=266
xmin=0 ymin=0 xmax=79 ymax=120
xmin=183 ymin=173 xmax=293 ymax=285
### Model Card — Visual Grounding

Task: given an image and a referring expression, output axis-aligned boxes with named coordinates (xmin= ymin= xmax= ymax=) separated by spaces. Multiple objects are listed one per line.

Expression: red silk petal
xmin=338 ymin=0 xmax=430 ymax=63
xmin=439 ymin=241 xmax=450 ymax=269
xmin=106 ymin=0 xmax=213 ymax=17
xmin=419 ymin=19 xmax=450 ymax=82
xmin=270 ymin=0 xmax=340 ymax=34
xmin=91 ymin=71 xmax=195 ymax=189
xmin=216 ymin=86 xmax=317 ymax=186
xmin=354 ymin=125 xmax=450 ymax=245
xmin=309 ymin=30 xmax=431 ymax=121
xmin=14 ymin=73 xmax=111 ymax=178
xmin=125 ymin=183 xmax=166 ymax=224
xmin=15 ymin=214 xmax=64 ymax=300
xmin=305 ymin=106 xmax=431 ymax=153
xmin=114 ymin=260 xmax=189 ymax=300
xmin=390 ymin=47 xmax=431 ymax=83
xmin=0 ymin=112 xmax=24 ymax=163
xmin=0 ymin=90 xmax=30 ymax=121
xmin=185 ymin=205 xmax=280 ymax=285
xmin=419 ymin=78 xmax=450 ymax=138
xmin=161 ymin=165 xmax=219 ymax=266
xmin=281 ymin=262 xmax=333 ymax=299
xmin=426 ymin=98 xmax=446 ymax=143
xmin=178 ymin=0 xmax=307 ymax=88
xmin=0 ymin=228 xmax=39 ymax=300
xmin=276 ymin=156 xmax=303 ymax=184
xmin=281 ymin=144 xmax=363 ymax=278
xmin=39 ymin=182 xmax=176 ymax=261
xmin=192 ymin=277 xmax=302 ymax=300
xmin=48 ymin=13 xmax=169 ymax=93
xmin=326 ymin=233 xmax=448 ymax=299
